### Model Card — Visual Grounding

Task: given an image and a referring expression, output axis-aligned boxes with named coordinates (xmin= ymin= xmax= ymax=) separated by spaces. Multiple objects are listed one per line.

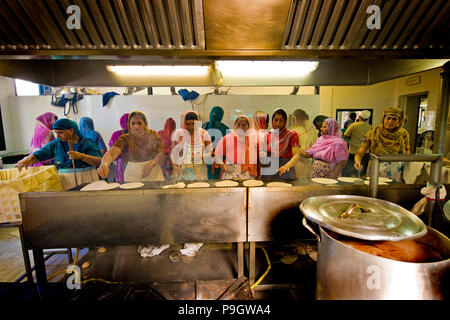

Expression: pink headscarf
xmin=253 ymin=111 xmax=269 ymax=130
xmin=30 ymin=112 xmax=57 ymax=154
xmin=158 ymin=118 xmax=176 ymax=154
xmin=109 ymin=113 xmax=129 ymax=147
xmin=306 ymin=118 xmax=348 ymax=166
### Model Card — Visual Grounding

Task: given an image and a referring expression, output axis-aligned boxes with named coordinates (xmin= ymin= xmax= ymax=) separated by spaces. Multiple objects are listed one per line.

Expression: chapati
xmin=266 ymin=182 xmax=292 ymax=187
xmin=119 ymin=182 xmax=144 ymax=189
xmin=242 ymin=180 xmax=264 ymax=187
xmin=311 ymin=178 xmax=338 ymax=185
xmin=365 ymin=177 xmax=393 ymax=183
xmin=187 ymin=182 xmax=210 ymax=188
xmin=337 ymin=177 xmax=359 ymax=183
xmin=364 ymin=180 xmax=388 ymax=185
xmin=80 ymin=180 xmax=108 ymax=191
xmin=162 ymin=182 xmax=186 ymax=189
xmin=215 ymin=180 xmax=239 ymax=187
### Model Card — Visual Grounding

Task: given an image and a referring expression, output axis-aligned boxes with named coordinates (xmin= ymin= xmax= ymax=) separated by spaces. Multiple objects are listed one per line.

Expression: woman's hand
xmin=354 ymin=159 xmax=362 ymax=171
xmin=141 ymin=160 xmax=156 ymax=178
xmin=97 ymin=163 xmax=110 ymax=179
xmin=67 ymin=151 xmax=84 ymax=160
xmin=17 ymin=158 xmax=30 ymax=172
xmin=277 ymin=164 xmax=290 ymax=175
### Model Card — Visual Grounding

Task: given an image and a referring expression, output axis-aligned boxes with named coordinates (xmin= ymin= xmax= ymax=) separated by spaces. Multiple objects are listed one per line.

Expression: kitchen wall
xmin=319 ymin=67 xmax=442 ymax=128
xmin=1 ymin=87 xmax=320 ymax=153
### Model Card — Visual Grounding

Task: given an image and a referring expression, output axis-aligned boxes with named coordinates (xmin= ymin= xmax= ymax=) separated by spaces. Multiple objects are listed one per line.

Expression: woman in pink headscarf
xmin=108 ymin=113 xmax=129 ymax=182
xmin=299 ymin=118 xmax=349 ymax=178
xmin=157 ymin=118 xmax=176 ymax=180
xmin=29 ymin=112 xmax=58 ymax=166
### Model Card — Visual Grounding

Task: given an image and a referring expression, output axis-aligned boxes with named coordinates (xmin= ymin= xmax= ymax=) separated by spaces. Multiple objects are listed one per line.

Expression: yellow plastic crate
xmin=0 ymin=165 xmax=63 ymax=223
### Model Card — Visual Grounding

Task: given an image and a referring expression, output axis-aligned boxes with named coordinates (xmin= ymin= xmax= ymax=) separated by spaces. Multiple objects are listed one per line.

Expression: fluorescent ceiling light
xmin=216 ymin=60 xmax=318 ymax=78
xmin=107 ymin=65 xmax=210 ymax=76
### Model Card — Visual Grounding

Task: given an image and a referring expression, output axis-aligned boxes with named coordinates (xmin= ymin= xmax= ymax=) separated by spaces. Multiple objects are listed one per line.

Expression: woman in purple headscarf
xmin=299 ymin=118 xmax=349 ymax=178
xmin=29 ymin=112 xmax=58 ymax=166
xmin=108 ymin=113 xmax=129 ymax=182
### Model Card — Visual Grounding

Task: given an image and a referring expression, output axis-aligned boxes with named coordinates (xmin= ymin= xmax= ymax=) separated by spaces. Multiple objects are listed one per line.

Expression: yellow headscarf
xmin=365 ymin=107 xmax=410 ymax=155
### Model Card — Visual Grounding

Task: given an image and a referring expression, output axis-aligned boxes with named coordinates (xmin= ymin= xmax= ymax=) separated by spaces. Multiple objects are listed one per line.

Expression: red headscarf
xmin=158 ymin=118 xmax=176 ymax=154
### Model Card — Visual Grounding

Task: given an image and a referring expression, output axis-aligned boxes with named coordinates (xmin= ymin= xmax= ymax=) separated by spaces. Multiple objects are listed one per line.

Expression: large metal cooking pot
xmin=300 ymin=195 xmax=450 ymax=300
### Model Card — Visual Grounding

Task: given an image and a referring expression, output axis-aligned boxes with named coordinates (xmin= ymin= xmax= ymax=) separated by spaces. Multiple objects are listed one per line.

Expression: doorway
xmin=335 ymin=109 xmax=373 ymax=129
xmin=401 ymin=93 xmax=432 ymax=154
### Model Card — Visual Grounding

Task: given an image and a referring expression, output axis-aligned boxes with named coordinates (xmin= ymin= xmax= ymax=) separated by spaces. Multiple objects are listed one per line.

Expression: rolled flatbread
xmin=243 ymin=180 xmax=264 ymax=187
xmin=162 ymin=182 xmax=186 ymax=189
xmin=266 ymin=182 xmax=292 ymax=187
xmin=187 ymin=182 xmax=210 ymax=188
xmin=215 ymin=180 xmax=239 ymax=187
xmin=119 ymin=182 xmax=145 ymax=189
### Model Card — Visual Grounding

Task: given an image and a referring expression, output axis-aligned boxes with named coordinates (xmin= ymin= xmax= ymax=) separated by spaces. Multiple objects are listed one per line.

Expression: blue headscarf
xmin=79 ymin=117 xmax=106 ymax=151
xmin=52 ymin=118 xmax=83 ymax=138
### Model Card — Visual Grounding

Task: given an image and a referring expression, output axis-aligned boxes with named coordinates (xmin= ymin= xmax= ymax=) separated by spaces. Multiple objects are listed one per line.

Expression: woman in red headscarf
xmin=157 ymin=117 xmax=176 ymax=180
xmin=29 ymin=112 xmax=58 ymax=166
xmin=215 ymin=115 xmax=259 ymax=179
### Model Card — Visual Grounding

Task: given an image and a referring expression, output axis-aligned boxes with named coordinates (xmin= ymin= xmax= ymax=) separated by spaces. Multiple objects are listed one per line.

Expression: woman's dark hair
xmin=272 ymin=108 xmax=287 ymax=122
xmin=185 ymin=112 xmax=199 ymax=121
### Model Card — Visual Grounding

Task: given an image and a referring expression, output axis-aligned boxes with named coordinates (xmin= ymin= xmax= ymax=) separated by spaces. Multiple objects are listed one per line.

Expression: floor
xmin=0 ymin=226 xmax=317 ymax=300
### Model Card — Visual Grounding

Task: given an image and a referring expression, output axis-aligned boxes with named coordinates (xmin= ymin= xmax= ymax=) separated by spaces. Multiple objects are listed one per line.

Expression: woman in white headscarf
xmin=289 ymin=109 xmax=317 ymax=179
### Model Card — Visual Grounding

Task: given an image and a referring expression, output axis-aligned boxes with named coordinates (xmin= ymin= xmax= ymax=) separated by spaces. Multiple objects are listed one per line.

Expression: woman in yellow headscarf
xmin=354 ymin=107 xmax=410 ymax=182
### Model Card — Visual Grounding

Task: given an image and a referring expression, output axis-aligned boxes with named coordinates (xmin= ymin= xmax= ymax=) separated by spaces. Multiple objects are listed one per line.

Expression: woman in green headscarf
xmin=202 ymin=106 xmax=230 ymax=179
xmin=354 ymin=107 xmax=410 ymax=182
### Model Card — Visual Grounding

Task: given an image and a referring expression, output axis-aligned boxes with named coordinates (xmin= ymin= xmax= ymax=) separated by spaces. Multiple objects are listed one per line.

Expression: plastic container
xmin=0 ymin=165 xmax=63 ymax=223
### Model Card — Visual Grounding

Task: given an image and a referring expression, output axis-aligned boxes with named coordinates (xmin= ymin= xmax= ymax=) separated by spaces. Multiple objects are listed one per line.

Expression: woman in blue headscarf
xmin=17 ymin=118 xmax=102 ymax=190
xmin=79 ymin=117 xmax=107 ymax=155
xmin=202 ymin=106 xmax=229 ymax=179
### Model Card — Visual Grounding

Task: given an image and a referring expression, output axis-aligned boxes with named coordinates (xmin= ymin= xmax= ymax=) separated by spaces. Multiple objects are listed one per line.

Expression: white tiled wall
xmin=2 ymin=91 xmax=320 ymax=153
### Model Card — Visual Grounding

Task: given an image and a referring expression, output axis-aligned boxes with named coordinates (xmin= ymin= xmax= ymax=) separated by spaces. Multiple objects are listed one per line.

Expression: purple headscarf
xmin=108 ymin=113 xmax=129 ymax=147
xmin=30 ymin=112 xmax=57 ymax=154
xmin=108 ymin=113 xmax=129 ymax=183
xmin=306 ymin=118 xmax=349 ymax=167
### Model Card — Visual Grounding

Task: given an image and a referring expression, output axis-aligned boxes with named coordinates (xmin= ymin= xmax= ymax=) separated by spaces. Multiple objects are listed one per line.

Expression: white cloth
xmin=59 ymin=168 xmax=99 ymax=190
xmin=411 ymin=185 xmax=446 ymax=216
xmin=403 ymin=162 xmax=426 ymax=184
xmin=124 ymin=160 xmax=165 ymax=182
xmin=137 ymin=244 xmax=170 ymax=257
xmin=180 ymin=243 xmax=203 ymax=257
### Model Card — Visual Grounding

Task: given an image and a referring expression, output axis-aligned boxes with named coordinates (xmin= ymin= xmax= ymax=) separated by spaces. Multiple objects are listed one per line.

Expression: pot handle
xmin=302 ymin=217 xmax=321 ymax=242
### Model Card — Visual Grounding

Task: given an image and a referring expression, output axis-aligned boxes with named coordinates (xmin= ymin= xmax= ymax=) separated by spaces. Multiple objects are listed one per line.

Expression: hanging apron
xmin=124 ymin=160 xmax=165 ymax=182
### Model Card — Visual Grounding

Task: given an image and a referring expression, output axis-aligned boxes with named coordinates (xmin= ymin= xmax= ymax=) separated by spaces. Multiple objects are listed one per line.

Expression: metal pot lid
xmin=300 ymin=195 xmax=427 ymax=241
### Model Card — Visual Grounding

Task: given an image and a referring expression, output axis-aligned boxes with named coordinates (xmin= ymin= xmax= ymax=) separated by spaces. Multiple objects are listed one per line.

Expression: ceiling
xmin=0 ymin=0 xmax=448 ymax=86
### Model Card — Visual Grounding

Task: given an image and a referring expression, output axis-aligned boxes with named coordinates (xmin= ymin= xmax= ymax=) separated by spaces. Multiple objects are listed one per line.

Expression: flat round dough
xmin=97 ymin=247 xmax=106 ymax=253
xmin=81 ymin=261 xmax=90 ymax=269
xmin=187 ymin=182 xmax=210 ymax=188
xmin=119 ymin=182 xmax=144 ymax=189
xmin=243 ymin=180 xmax=264 ymax=187
xmin=80 ymin=180 xmax=108 ymax=191
xmin=365 ymin=177 xmax=393 ymax=183
xmin=102 ymin=183 xmax=120 ymax=190
xmin=266 ymin=182 xmax=292 ymax=187
xmin=364 ymin=180 xmax=389 ymax=185
xmin=337 ymin=177 xmax=359 ymax=183
xmin=311 ymin=178 xmax=338 ymax=185
xmin=162 ymin=182 xmax=186 ymax=189
xmin=215 ymin=180 xmax=239 ymax=187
